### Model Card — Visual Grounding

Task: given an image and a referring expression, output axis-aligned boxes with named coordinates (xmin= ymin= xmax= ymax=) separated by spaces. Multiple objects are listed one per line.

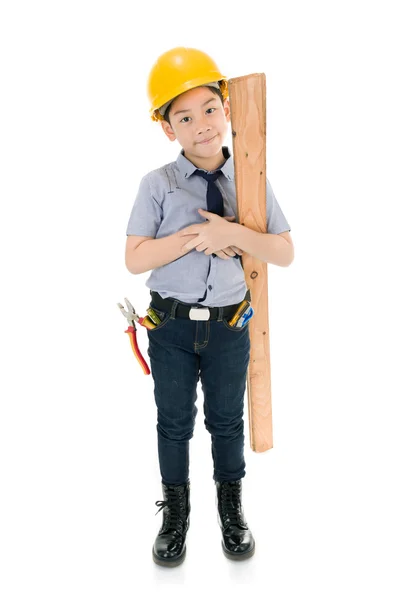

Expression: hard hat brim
xmin=149 ymin=74 xmax=226 ymax=116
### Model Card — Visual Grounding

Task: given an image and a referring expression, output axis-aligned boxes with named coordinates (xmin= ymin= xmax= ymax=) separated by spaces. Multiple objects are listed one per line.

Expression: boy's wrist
xmin=176 ymin=231 xmax=197 ymax=255
xmin=229 ymin=222 xmax=243 ymax=247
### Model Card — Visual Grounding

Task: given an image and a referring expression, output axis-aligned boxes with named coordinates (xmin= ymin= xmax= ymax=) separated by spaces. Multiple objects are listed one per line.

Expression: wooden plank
xmin=228 ymin=73 xmax=272 ymax=453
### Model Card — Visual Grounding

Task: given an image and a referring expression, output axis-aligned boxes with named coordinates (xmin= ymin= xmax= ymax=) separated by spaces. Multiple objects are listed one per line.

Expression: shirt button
xmin=208 ymin=285 xmax=212 ymax=291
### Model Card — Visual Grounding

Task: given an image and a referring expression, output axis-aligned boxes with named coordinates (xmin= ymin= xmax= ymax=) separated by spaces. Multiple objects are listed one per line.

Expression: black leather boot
xmin=152 ymin=481 xmax=190 ymax=567
xmin=216 ymin=479 xmax=255 ymax=560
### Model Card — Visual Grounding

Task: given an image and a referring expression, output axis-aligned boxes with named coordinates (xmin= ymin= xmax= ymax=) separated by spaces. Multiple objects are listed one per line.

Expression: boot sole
xmin=152 ymin=546 xmax=186 ymax=567
xmin=221 ymin=541 xmax=255 ymax=561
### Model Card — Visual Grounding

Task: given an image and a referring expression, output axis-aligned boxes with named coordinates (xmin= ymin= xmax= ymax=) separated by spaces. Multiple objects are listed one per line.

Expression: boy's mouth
xmin=197 ymin=135 xmax=217 ymax=145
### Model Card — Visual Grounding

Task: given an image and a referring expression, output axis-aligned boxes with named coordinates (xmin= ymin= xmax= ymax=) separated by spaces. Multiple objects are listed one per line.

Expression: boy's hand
xmin=215 ymin=217 xmax=243 ymax=258
xmin=179 ymin=209 xmax=239 ymax=256
xmin=214 ymin=245 xmax=243 ymax=260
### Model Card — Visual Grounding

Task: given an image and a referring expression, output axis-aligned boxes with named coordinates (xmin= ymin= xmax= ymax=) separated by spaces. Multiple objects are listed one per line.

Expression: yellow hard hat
xmin=147 ymin=47 xmax=228 ymax=122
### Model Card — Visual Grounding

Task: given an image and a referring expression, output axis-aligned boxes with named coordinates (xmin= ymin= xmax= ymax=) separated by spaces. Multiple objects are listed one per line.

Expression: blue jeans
xmin=146 ymin=295 xmax=251 ymax=486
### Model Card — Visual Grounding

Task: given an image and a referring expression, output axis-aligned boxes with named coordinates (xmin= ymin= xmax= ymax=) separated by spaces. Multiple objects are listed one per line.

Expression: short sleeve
xmin=126 ymin=175 xmax=163 ymax=237
xmin=266 ymin=179 xmax=291 ymax=234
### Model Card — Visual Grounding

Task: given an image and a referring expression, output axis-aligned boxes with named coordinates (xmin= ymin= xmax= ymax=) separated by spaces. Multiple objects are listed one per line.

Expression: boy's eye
xmin=180 ymin=107 xmax=217 ymax=123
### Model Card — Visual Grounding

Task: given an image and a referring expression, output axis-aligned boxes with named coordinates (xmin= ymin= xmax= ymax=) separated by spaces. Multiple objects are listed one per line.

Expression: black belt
xmin=150 ymin=289 xmax=251 ymax=321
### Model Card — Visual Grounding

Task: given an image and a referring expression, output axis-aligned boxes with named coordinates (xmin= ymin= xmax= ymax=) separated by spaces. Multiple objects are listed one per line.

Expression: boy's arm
xmin=231 ymin=225 xmax=294 ymax=267
xmin=125 ymin=232 xmax=198 ymax=275
xmin=125 ymin=216 xmax=242 ymax=275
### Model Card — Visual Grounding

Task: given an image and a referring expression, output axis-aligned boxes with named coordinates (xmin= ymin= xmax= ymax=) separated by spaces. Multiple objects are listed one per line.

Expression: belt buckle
xmin=189 ymin=307 xmax=210 ymax=321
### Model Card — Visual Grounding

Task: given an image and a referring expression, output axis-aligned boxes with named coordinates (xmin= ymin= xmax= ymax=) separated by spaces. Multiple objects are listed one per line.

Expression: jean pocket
xmin=147 ymin=306 xmax=171 ymax=332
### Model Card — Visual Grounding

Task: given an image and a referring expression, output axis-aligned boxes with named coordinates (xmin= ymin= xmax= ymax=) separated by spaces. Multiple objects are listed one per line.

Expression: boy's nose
xmin=196 ymin=122 xmax=212 ymax=136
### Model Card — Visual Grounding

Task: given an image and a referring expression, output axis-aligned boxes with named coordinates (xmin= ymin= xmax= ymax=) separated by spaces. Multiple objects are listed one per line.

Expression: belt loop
xmin=217 ymin=306 xmax=223 ymax=322
xmin=170 ymin=299 xmax=178 ymax=319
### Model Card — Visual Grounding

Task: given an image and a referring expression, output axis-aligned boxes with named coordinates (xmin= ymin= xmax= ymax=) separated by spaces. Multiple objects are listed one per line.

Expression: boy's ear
xmin=224 ymin=98 xmax=231 ymax=123
xmin=161 ymin=120 xmax=176 ymax=142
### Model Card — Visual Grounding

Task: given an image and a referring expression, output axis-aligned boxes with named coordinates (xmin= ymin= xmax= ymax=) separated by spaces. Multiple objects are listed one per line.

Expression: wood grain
xmin=228 ymin=73 xmax=272 ymax=452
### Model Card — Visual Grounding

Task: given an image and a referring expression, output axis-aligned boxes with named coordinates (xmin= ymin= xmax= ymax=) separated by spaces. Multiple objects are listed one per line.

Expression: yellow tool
xmin=228 ymin=300 xmax=251 ymax=328
xmin=146 ymin=307 xmax=162 ymax=325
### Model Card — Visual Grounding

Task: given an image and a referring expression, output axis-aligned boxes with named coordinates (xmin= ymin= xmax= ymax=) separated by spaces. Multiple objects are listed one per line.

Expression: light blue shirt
xmin=126 ymin=146 xmax=291 ymax=307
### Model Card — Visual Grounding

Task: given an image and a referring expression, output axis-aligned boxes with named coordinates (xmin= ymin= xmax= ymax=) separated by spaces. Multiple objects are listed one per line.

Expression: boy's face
xmin=161 ymin=86 xmax=230 ymax=164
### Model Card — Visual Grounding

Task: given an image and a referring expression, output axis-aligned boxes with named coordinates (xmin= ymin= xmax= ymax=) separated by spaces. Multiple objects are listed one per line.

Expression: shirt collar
xmin=176 ymin=145 xmax=234 ymax=181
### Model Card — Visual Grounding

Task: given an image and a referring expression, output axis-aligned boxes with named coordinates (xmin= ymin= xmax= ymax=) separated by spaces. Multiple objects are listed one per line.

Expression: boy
xmin=125 ymin=47 xmax=294 ymax=567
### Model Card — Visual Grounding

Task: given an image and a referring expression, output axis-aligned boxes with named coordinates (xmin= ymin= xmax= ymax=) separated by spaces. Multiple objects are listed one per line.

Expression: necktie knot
xmin=194 ymin=169 xmax=223 ymax=183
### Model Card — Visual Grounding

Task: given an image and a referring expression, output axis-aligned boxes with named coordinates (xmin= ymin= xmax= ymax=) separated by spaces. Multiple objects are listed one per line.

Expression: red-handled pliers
xmin=117 ymin=297 xmax=151 ymax=375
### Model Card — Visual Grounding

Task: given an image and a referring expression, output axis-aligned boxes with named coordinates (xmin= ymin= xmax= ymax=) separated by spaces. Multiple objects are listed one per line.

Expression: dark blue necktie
xmin=193 ymin=169 xmax=224 ymax=217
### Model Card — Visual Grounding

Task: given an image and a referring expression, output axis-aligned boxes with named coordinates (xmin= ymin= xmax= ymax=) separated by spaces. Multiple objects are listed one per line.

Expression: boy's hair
xmin=163 ymin=85 xmax=225 ymax=125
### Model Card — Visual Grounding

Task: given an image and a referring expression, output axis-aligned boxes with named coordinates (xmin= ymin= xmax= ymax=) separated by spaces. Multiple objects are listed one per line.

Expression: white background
xmin=1 ymin=0 xmax=399 ymax=597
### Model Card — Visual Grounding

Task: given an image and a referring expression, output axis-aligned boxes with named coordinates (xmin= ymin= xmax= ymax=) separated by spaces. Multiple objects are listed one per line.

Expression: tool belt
xmin=150 ymin=289 xmax=251 ymax=321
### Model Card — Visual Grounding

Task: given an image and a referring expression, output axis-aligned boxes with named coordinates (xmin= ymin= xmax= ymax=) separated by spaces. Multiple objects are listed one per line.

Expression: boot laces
xmin=220 ymin=481 xmax=242 ymax=527
xmin=155 ymin=488 xmax=186 ymax=532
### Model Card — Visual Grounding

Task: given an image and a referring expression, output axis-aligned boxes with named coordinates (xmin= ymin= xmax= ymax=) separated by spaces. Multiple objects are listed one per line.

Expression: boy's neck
xmin=183 ymin=148 xmax=226 ymax=172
